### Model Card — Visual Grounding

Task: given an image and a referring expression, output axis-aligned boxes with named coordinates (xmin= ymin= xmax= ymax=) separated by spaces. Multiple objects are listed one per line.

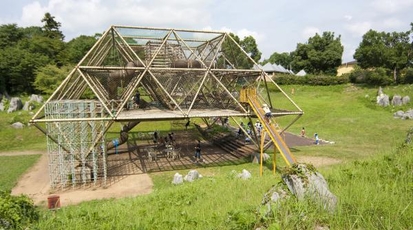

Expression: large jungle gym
xmin=30 ymin=25 xmax=303 ymax=188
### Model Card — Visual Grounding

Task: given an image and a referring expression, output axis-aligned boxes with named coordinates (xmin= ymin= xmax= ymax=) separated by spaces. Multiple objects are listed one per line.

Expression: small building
xmin=337 ymin=61 xmax=357 ymax=76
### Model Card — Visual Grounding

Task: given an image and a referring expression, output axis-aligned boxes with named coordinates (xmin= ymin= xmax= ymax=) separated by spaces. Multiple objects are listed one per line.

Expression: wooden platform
xmin=104 ymin=133 xmax=253 ymax=174
xmin=116 ymin=107 xmax=247 ymax=121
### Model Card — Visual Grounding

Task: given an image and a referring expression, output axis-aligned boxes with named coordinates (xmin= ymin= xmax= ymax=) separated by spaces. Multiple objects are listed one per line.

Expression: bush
xmin=349 ymin=67 xmax=393 ymax=86
xmin=399 ymin=68 xmax=413 ymax=84
xmin=274 ymin=74 xmax=349 ymax=85
xmin=0 ymin=191 xmax=39 ymax=229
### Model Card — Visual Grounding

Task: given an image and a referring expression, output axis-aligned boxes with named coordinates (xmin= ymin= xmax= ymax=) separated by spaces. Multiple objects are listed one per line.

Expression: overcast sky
xmin=1 ymin=0 xmax=412 ymax=63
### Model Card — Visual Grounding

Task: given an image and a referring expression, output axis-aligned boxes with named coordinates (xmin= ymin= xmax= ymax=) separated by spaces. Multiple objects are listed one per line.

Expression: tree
xmin=291 ymin=31 xmax=343 ymax=75
xmin=41 ymin=12 xmax=64 ymax=40
xmin=354 ymin=28 xmax=412 ymax=81
xmin=218 ymin=33 xmax=261 ymax=69
xmin=264 ymin=52 xmax=292 ymax=68
xmin=0 ymin=46 xmax=49 ymax=94
xmin=0 ymin=24 xmax=23 ymax=49
xmin=33 ymin=64 xmax=71 ymax=94
xmin=59 ymin=35 xmax=97 ymax=65
xmin=240 ymin=36 xmax=262 ymax=63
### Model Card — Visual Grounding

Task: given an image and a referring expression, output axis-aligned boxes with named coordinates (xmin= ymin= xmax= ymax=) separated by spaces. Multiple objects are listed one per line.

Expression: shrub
xmin=274 ymin=74 xmax=349 ymax=85
xmin=349 ymin=67 xmax=393 ymax=86
xmin=0 ymin=191 xmax=39 ymax=229
xmin=399 ymin=68 xmax=413 ymax=84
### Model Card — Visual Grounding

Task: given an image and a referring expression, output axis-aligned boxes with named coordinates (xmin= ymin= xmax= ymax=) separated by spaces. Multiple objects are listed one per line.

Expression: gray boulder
xmin=252 ymin=153 xmax=270 ymax=164
xmin=172 ymin=172 xmax=183 ymax=185
xmin=184 ymin=170 xmax=202 ymax=182
xmin=237 ymin=169 xmax=252 ymax=180
xmin=404 ymin=109 xmax=413 ymax=119
xmin=0 ymin=102 xmax=4 ymax=111
xmin=282 ymin=164 xmax=337 ymax=212
xmin=394 ymin=109 xmax=413 ymax=119
xmin=402 ymin=96 xmax=410 ymax=105
xmin=23 ymin=101 xmax=35 ymax=111
xmin=29 ymin=94 xmax=43 ymax=103
xmin=394 ymin=110 xmax=405 ymax=118
xmin=11 ymin=122 xmax=24 ymax=129
xmin=377 ymin=94 xmax=389 ymax=107
xmin=391 ymin=95 xmax=402 ymax=106
xmin=7 ymin=97 xmax=23 ymax=113
xmin=377 ymin=86 xmax=383 ymax=96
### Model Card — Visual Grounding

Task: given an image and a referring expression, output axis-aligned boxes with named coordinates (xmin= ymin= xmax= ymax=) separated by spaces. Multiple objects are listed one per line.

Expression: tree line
xmin=0 ymin=13 xmax=412 ymax=96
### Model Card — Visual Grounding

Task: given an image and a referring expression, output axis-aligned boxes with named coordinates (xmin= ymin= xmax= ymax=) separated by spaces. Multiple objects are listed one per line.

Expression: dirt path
xmin=9 ymin=151 xmax=154 ymax=207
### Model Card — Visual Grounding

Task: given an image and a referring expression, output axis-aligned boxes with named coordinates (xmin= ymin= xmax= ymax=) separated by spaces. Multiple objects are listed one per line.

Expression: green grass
xmin=2 ymin=84 xmax=413 ymax=229
xmin=0 ymin=112 xmax=46 ymax=151
xmin=0 ymin=154 xmax=41 ymax=191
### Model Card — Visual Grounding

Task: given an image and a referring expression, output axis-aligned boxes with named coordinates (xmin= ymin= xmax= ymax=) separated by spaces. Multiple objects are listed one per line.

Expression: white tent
xmin=296 ymin=69 xmax=307 ymax=76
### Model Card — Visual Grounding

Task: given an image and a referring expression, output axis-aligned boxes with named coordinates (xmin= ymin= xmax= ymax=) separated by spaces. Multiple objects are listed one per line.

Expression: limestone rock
xmin=238 ymin=169 xmax=252 ymax=180
xmin=282 ymin=164 xmax=337 ymax=212
xmin=172 ymin=173 xmax=183 ymax=185
xmin=377 ymin=94 xmax=389 ymax=107
xmin=391 ymin=95 xmax=402 ymax=106
xmin=11 ymin=122 xmax=24 ymax=129
xmin=7 ymin=97 xmax=23 ymax=113
xmin=23 ymin=101 xmax=35 ymax=111
xmin=402 ymin=96 xmax=410 ymax=105
xmin=29 ymin=94 xmax=43 ymax=103
xmin=184 ymin=170 xmax=201 ymax=182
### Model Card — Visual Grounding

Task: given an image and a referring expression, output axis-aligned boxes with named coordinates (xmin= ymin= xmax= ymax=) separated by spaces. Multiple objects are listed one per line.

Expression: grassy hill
xmin=1 ymin=84 xmax=412 ymax=229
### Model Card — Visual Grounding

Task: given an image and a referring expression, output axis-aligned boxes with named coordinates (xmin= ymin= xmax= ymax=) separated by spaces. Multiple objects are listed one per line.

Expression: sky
xmin=1 ymin=0 xmax=412 ymax=63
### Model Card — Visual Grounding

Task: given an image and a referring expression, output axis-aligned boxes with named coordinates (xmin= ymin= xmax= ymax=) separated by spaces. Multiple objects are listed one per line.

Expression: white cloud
xmin=345 ymin=21 xmax=372 ymax=37
xmin=344 ymin=15 xmax=353 ymax=21
xmin=236 ymin=28 xmax=265 ymax=43
xmin=302 ymin=27 xmax=320 ymax=39
xmin=20 ymin=2 xmax=48 ymax=27
xmin=370 ymin=0 xmax=413 ymax=13
xmin=382 ymin=18 xmax=403 ymax=29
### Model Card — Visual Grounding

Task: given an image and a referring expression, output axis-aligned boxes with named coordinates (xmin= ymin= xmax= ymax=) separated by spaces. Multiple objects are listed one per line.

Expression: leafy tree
xmin=41 ymin=12 xmax=64 ymax=40
xmin=218 ymin=33 xmax=261 ymax=69
xmin=291 ymin=31 xmax=343 ymax=75
xmin=240 ymin=36 xmax=262 ymax=63
xmin=354 ymin=28 xmax=412 ymax=81
xmin=59 ymin=35 xmax=96 ymax=64
xmin=263 ymin=52 xmax=292 ymax=68
xmin=0 ymin=24 xmax=23 ymax=49
xmin=0 ymin=46 xmax=49 ymax=94
xmin=34 ymin=64 xmax=71 ymax=94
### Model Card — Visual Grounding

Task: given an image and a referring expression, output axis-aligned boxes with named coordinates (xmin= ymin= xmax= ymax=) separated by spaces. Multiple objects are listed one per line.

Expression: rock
xmin=394 ymin=109 xmax=413 ymax=119
xmin=394 ymin=110 xmax=405 ymax=118
xmin=23 ymin=101 xmax=33 ymax=111
xmin=282 ymin=164 xmax=337 ymax=212
xmin=7 ymin=97 xmax=23 ymax=113
xmin=252 ymin=153 xmax=270 ymax=164
xmin=184 ymin=170 xmax=201 ymax=182
xmin=238 ymin=169 xmax=252 ymax=180
xmin=377 ymin=86 xmax=383 ymax=96
xmin=391 ymin=95 xmax=402 ymax=106
xmin=0 ymin=102 xmax=4 ymax=111
xmin=260 ymin=182 xmax=291 ymax=217
xmin=404 ymin=109 xmax=413 ymax=119
xmin=11 ymin=122 xmax=24 ymax=129
xmin=172 ymin=173 xmax=183 ymax=185
xmin=29 ymin=94 xmax=43 ymax=103
xmin=377 ymin=94 xmax=389 ymax=107
xmin=402 ymin=96 xmax=410 ymax=105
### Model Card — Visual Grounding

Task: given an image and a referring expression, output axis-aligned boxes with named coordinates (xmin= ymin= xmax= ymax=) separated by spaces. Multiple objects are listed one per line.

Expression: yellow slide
xmin=248 ymin=96 xmax=297 ymax=166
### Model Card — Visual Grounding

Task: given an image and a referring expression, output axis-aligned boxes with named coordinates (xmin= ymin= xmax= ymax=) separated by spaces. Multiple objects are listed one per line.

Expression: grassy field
xmin=1 ymin=84 xmax=413 ymax=229
xmin=0 ymin=154 xmax=41 ymax=191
